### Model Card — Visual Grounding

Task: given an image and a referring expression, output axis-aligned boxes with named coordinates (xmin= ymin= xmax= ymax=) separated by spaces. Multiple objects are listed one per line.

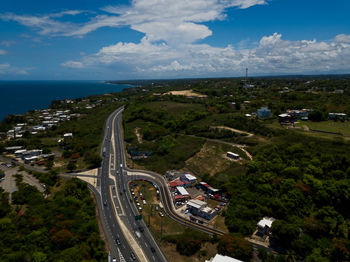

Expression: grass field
xmin=144 ymin=101 xmax=205 ymax=117
xmin=295 ymin=120 xmax=350 ymax=136
xmin=185 ymin=140 xmax=247 ymax=178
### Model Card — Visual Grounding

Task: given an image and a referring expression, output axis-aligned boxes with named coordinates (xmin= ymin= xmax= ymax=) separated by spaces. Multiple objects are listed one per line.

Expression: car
xmin=142 ymin=200 xmax=147 ymax=205
xmin=151 ymin=247 xmax=156 ymax=253
xmin=116 ymin=238 xmax=121 ymax=245
xmin=138 ymin=226 xmax=144 ymax=232
xmin=103 ymin=201 xmax=107 ymax=206
xmin=138 ymin=206 xmax=142 ymax=211
xmin=112 ymin=258 xmax=116 ymax=262
xmin=130 ymin=252 xmax=136 ymax=260
xmin=158 ymin=212 xmax=164 ymax=217
xmin=131 ymin=192 xmax=135 ymax=196
xmin=136 ymin=202 xmax=140 ymax=206
xmin=139 ymin=192 xmax=143 ymax=196
xmin=155 ymin=206 xmax=159 ymax=211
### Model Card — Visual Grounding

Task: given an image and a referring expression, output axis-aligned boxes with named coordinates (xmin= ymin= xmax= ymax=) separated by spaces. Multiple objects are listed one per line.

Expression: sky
xmin=0 ymin=0 xmax=349 ymax=80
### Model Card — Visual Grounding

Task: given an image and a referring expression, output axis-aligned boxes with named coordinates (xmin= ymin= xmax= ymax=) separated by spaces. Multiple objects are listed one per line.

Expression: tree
xmin=271 ymin=220 xmax=300 ymax=248
xmin=67 ymin=161 xmax=76 ymax=172
xmin=217 ymin=235 xmax=253 ymax=261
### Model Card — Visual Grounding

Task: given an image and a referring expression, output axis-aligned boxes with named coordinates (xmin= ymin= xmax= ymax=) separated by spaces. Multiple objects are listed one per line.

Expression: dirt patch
xmin=211 ymin=126 xmax=254 ymax=137
xmin=134 ymin=127 xmax=143 ymax=144
xmin=165 ymin=90 xmax=207 ymax=98
xmin=186 ymin=142 xmax=232 ymax=176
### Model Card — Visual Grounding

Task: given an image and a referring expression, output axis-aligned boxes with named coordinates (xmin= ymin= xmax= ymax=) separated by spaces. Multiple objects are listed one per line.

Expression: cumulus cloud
xmin=63 ymin=33 xmax=350 ymax=77
xmin=0 ymin=49 xmax=7 ymax=55
xmin=0 ymin=0 xmax=266 ymax=42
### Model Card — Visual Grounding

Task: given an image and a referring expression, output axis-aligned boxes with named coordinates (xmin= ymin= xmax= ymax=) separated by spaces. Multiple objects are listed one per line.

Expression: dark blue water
xmin=0 ymin=81 xmax=129 ymax=121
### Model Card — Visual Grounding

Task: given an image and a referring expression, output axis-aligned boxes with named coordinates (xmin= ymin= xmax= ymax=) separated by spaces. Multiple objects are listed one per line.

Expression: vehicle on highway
xmin=112 ymin=258 xmax=116 ymax=262
xmin=151 ymin=247 xmax=156 ymax=253
xmin=116 ymin=238 xmax=121 ymax=245
xmin=138 ymin=226 xmax=144 ymax=232
xmin=130 ymin=251 xmax=136 ymax=260
xmin=103 ymin=201 xmax=107 ymax=206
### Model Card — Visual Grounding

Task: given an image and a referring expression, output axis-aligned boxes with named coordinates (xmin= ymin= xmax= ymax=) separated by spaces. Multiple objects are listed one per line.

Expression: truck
xmin=102 ymin=147 xmax=106 ymax=157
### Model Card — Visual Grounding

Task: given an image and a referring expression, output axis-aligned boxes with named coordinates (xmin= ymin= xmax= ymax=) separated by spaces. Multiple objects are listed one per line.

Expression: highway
xmin=99 ymin=107 xmax=168 ymax=262
xmin=110 ymin=108 xmax=226 ymax=236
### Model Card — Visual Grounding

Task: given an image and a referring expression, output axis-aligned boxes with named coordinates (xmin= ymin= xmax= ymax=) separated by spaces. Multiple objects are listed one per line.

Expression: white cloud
xmin=61 ymin=60 xmax=85 ymax=68
xmin=0 ymin=63 xmax=31 ymax=75
xmin=63 ymin=33 xmax=350 ymax=77
xmin=0 ymin=49 xmax=7 ymax=55
xmin=0 ymin=10 xmax=82 ymax=36
xmin=0 ymin=0 xmax=267 ymax=42
xmin=0 ymin=40 xmax=15 ymax=47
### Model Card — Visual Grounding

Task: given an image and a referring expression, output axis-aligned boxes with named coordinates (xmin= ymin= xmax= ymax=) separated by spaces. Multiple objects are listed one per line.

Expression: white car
xmin=142 ymin=200 xmax=147 ymax=205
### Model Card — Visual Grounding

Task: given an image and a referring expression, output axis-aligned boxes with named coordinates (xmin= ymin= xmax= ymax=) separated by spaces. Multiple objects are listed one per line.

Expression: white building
xmin=205 ymin=254 xmax=243 ymax=262
xmin=227 ymin=152 xmax=239 ymax=160
xmin=257 ymin=217 xmax=276 ymax=236
xmin=176 ymin=186 xmax=190 ymax=197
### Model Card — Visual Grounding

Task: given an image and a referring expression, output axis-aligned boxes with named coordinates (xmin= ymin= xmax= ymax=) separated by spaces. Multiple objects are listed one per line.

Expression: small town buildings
xmin=176 ymin=186 xmax=190 ymax=197
xmin=63 ymin=133 xmax=73 ymax=138
xmin=21 ymin=149 xmax=43 ymax=160
xmin=187 ymin=199 xmax=207 ymax=216
xmin=169 ymin=179 xmax=185 ymax=189
xmin=329 ymin=113 xmax=347 ymax=121
xmin=5 ymin=146 xmax=23 ymax=152
xmin=199 ymin=206 xmax=217 ymax=220
xmin=257 ymin=217 xmax=276 ymax=236
xmin=180 ymin=173 xmax=197 ymax=184
xmin=165 ymin=170 xmax=182 ymax=181
xmin=226 ymin=152 xmax=239 ymax=160
xmin=198 ymin=182 xmax=220 ymax=195
xmin=14 ymin=149 xmax=27 ymax=157
xmin=205 ymin=254 xmax=243 ymax=262
xmin=257 ymin=107 xmax=271 ymax=118
xmin=278 ymin=113 xmax=293 ymax=124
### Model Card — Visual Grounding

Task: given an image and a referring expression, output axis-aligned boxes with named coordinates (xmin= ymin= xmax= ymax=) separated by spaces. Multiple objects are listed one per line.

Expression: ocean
xmin=0 ymin=81 xmax=130 ymax=121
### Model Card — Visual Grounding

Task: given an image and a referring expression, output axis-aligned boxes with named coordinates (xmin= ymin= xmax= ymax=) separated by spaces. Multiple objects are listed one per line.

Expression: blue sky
xmin=0 ymin=0 xmax=349 ymax=80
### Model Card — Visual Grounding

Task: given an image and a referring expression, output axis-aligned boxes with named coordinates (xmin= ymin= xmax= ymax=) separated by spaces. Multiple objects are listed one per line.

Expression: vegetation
xmin=0 ymin=178 xmax=106 ymax=261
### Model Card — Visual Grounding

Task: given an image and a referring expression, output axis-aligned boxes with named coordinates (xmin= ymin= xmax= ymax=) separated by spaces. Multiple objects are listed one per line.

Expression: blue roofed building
xmin=257 ymin=107 xmax=271 ymax=118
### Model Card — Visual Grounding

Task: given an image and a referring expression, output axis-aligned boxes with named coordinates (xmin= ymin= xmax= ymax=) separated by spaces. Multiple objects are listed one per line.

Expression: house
xmin=257 ymin=217 xmax=276 ymax=236
xmin=169 ymin=179 xmax=185 ymax=189
xmin=180 ymin=173 xmax=197 ymax=184
xmin=5 ymin=146 xmax=23 ymax=152
xmin=199 ymin=206 xmax=217 ymax=220
xmin=226 ymin=152 xmax=239 ymax=160
xmin=165 ymin=170 xmax=182 ymax=181
xmin=63 ymin=133 xmax=73 ymax=138
xmin=205 ymin=254 xmax=243 ymax=262
xmin=21 ymin=149 xmax=43 ymax=160
xmin=14 ymin=149 xmax=27 ymax=157
xmin=257 ymin=107 xmax=271 ymax=118
xmin=198 ymin=182 xmax=220 ymax=195
xmin=176 ymin=186 xmax=190 ymax=197
xmin=187 ymin=199 xmax=207 ymax=216
xmin=329 ymin=113 xmax=347 ymax=121
xmin=278 ymin=113 xmax=293 ymax=124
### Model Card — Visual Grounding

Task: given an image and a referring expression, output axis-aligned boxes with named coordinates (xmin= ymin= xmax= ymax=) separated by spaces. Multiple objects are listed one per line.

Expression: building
xmin=257 ymin=217 xmax=276 ymax=236
xmin=257 ymin=107 xmax=271 ymax=118
xmin=278 ymin=113 xmax=293 ymax=124
xmin=198 ymin=182 xmax=220 ymax=195
xmin=176 ymin=186 xmax=190 ymax=197
xmin=226 ymin=152 xmax=239 ymax=160
xmin=329 ymin=113 xmax=347 ymax=121
xmin=180 ymin=173 xmax=197 ymax=184
xmin=199 ymin=206 xmax=217 ymax=220
xmin=21 ymin=149 xmax=43 ymax=160
xmin=205 ymin=254 xmax=243 ymax=262
xmin=187 ymin=199 xmax=207 ymax=216
xmin=165 ymin=170 xmax=182 ymax=181
xmin=169 ymin=179 xmax=185 ymax=189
